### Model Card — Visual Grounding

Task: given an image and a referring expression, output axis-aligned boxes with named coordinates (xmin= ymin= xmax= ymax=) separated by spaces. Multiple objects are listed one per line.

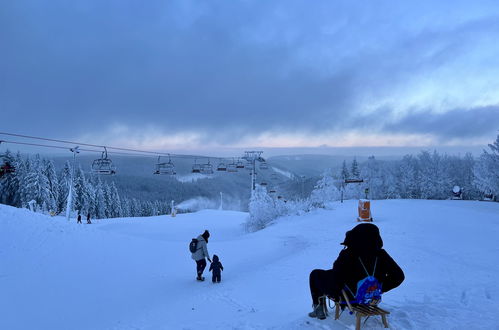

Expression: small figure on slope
xmin=209 ymin=254 xmax=224 ymax=283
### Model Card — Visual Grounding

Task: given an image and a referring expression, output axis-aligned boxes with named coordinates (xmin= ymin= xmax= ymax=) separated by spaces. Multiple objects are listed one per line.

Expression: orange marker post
xmin=357 ymin=199 xmax=373 ymax=222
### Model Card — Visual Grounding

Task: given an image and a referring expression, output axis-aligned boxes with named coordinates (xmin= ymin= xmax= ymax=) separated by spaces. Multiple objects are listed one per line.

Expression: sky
xmin=1 ymin=0 xmax=499 ymax=156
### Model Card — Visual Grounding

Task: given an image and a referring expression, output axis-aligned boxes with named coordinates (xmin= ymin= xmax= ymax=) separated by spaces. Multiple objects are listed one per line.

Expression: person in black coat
xmin=86 ymin=213 xmax=91 ymax=224
xmin=308 ymin=223 xmax=405 ymax=320
xmin=209 ymin=254 xmax=224 ymax=283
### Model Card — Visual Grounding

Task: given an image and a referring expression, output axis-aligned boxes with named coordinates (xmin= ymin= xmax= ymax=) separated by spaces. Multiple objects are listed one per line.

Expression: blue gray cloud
xmin=1 ymin=0 xmax=498 ymax=146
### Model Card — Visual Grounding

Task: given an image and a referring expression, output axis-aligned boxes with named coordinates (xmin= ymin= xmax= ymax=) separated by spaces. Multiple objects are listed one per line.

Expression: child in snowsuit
xmin=209 ymin=254 xmax=224 ymax=283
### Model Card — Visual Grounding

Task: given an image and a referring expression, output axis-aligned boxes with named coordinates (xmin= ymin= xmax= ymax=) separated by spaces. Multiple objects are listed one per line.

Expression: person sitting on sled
xmin=308 ymin=223 xmax=405 ymax=320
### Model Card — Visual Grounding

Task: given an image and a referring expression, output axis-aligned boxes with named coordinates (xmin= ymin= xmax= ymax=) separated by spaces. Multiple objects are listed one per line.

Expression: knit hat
xmin=202 ymin=230 xmax=210 ymax=241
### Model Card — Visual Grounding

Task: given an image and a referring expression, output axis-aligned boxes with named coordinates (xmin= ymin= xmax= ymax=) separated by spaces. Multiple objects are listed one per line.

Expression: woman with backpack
xmin=308 ymin=223 xmax=405 ymax=320
xmin=191 ymin=230 xmax=212 ymax=281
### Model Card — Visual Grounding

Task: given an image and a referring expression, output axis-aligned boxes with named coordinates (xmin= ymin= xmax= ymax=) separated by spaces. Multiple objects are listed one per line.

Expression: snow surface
xmin=1 ymin=200 xmax=499 ymax=329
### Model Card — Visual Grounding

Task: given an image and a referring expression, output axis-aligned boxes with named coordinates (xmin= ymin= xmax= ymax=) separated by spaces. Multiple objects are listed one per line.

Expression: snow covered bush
xmin=246 ymin=185 xmax=279 ymax=231
xmin=310 ymin=169 xmax=341 ymax=208
xmin=474 ymin=134 xmax=499 ymax=198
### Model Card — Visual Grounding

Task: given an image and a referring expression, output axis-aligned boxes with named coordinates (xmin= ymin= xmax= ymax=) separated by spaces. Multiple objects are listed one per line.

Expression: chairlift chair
xmin=201 ymin=159 xmax=214 ymax=175
xmin=154 ymin=156 xmax=176 ymax=175
xmin=227 ymin=159 xmax=238 ymax=172
xmin=91 ymin=147 xmax=116 ymax=175
xmin=217 ymin=159 xmax=227 ymax=172
xmin=0 ymin=161 xmax=15 ymax=177
xmin=260 ymin=182 xmax=268 ymax=186
xmin=192 ymin=159 xmax=202 ymax=173
xmin=236 ymin=159 xmax=245 ymax=169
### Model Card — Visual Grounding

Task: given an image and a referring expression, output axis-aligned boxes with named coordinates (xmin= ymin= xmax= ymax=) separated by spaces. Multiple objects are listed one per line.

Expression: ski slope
xmin=1 ymin=200 xmax=498 ymax=330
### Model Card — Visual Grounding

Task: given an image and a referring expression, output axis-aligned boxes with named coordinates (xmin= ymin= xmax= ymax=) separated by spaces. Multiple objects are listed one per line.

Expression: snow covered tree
xmin=351 ymin=157 xmax=360 ymax=178
xmin=361 ymin=156 xmax=383 ymax=199
xmin=396 ymin=155 xmax=418 ymax=198
xmin=341 ymin=160 xmax=350 ymax=180
xmin=0 ymin=150 xmax=20 ymax=206
xmin=92 ymin=177 xmax=107 ymax=219
xmin=108 ymin=182 xmax=123 ymax=218
xmin=19 ymin=155 xmax=51 ymax=212
xmin=57 ymin=161 xmax=72 ymax=214
xmin=246 ymin=185 xmax=278 ymax=231
xmin=310 ymin=169 xmax=341 ymax=208
xmin=42 ymin=159 xmax=59 ymax=213
xmin=474 ymin=135 xmax=499 ymax=198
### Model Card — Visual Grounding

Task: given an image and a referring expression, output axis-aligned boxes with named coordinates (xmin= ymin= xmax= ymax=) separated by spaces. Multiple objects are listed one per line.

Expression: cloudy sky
xmin=1 ymin=0 xmax=499 ymax=155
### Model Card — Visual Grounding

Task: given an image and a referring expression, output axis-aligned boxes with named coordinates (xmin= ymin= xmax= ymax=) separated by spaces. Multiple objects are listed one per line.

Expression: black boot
xmin=308 ymin=296 xmax=327 ymax=320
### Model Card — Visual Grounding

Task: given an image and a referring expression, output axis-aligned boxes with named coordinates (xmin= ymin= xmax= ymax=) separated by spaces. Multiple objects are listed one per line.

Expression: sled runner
xmin=332 ymin=290 xmax=390 ymax=330
xmin=332 ymin=257 xmax=389 ymax=329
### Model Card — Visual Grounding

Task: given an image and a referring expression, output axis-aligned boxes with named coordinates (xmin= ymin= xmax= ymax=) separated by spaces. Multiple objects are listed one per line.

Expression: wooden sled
xmin=333 ymin=290 xmax=390 ymax=330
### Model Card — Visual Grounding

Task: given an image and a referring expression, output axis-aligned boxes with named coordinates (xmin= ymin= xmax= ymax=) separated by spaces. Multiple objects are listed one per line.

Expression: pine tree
xmin=42 ymin=159 xmax=59 ymax=213
xmin=351 ymin=157 xmax=360 ymax=178
xmin=474 ymin=134 xmax=499 ymax=197
xmin=20 ymin=155 xmax=51 ymax=212
xmin=57 ymin=161 xmax=72 ymax=214
xmin=92 ymin=177 xmax=106 ymax=219
xmin=0 ymin=150 xmax=20 ymax=206
xmin=361 ymin=156 xmax=383 ymax=199
xmin=396 ymin=154 xmax=418 ymax=198
xmin=341 ymin=160 xmax=350 ymax=180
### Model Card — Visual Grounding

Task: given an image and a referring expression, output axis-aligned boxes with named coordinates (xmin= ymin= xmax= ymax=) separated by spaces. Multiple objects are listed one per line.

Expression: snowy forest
xmin=1 ymin=135 xmax=498 ymax=222
xmin=247 ymin=135 xmax=499 ymax=231
xmin=0 ymin=152 xmax=170 ymax=218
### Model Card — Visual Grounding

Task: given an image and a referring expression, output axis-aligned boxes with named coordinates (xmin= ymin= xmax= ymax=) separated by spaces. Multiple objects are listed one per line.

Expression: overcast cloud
xmin=1 ymin=0 xmax=498 ymax=151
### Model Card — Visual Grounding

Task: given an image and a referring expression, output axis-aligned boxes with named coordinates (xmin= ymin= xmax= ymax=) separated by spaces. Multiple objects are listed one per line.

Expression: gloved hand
xmin=208 ymin=258 xmax=212 ymax=263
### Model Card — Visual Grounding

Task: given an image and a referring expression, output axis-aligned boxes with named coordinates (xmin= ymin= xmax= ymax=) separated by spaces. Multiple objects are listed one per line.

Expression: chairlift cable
xmin=0 ymin=132 xmax=224 ymax=159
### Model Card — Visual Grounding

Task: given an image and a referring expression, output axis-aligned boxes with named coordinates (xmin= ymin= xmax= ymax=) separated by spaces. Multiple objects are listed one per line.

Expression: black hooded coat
xmin=309 ymin=223 xmax=404 ymax=303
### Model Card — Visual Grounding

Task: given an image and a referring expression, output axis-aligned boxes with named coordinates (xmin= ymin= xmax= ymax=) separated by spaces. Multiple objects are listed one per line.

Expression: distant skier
xmin=209 ymin=254 xmax=224 ymax=283
xmin=77 ymin=213 xmax=82 ymax=224
xmin=308 ymin=223 xmax=405 ymax=320
xmin=191 ymin=230 xmax=211 ymax=281
xmin=86 ymin=213 xmax=92 ymax=224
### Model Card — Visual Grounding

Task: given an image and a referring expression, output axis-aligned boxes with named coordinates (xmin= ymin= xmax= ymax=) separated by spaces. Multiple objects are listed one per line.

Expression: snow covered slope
xmin=1 ymin=200 xmax=498 ymax=329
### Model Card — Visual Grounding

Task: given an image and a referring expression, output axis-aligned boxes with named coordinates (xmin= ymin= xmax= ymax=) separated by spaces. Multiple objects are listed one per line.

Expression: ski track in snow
xmin=1 ymin=200 xmax=499 ymax=329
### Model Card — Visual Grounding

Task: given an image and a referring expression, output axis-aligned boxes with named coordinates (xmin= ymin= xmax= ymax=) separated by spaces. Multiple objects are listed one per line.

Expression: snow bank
xmin=1 ymin=200 xmax=498 ymax=329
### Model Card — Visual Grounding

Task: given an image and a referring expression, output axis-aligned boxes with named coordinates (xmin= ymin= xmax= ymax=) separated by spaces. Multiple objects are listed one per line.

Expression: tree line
xmin=0 ymin=151 xmax=171 ymax=218
xmin=246 ymin=135 xmax=499 ymax=231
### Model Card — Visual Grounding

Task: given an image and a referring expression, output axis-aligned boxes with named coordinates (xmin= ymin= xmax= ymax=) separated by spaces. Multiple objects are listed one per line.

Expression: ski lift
xmin=217 ymin=159 xmax=227 ymax=172
xmin=0 ymin=160 xmax=15 ymax=177
xmin=270 ymin=173 xmax=279 ymax=181
xmin=192 ymin=158 xmax=202 ymax=173
xmin=201 ymin=159 xmax=214 ymax=175
xmin=245 ymin=160 xmax=253 ymax=170
xmin=260 ymin=182 xmax=268 ymax=186
xmin=91 ymin=147 xmax=116 ymax=175
xmin=269 ymin=188 xmax=276 ymax=194
xmin=259 ymin=162 xmax=269 ymax=170
xmin=0 ymin=142 xmax=15 ymax=177
xmin=236 ymin=158 xmax=245 ymax=169
xmin=154 ymin=155 xmax=176 ymax=176
xmin=227 ymin=159 xmax=238 ymax=173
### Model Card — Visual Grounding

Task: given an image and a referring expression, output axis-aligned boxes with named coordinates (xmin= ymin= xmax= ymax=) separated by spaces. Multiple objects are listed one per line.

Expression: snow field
xmin=1 ymin=200 xmax=498 ymax=329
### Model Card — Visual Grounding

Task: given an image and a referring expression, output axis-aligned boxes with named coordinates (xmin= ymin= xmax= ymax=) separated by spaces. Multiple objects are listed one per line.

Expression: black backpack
xmin=189 ymin=238 xmax=198 ymax=253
